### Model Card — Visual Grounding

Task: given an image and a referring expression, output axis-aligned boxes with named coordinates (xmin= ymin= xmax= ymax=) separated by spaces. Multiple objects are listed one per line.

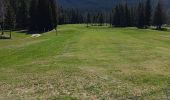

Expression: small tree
xmin=153 ymin=0 xmax=166 ymax=30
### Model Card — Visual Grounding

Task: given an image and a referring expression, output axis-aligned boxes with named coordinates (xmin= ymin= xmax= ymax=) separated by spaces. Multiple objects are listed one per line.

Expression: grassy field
xmin=0 ymin=24 xmax=170 ymax=99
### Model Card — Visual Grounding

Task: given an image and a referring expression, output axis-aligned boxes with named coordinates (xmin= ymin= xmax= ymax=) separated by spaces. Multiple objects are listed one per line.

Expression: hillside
xmin=0 ymin=25 xmax=170 ymax=99
xmin=58 ymin=0 xmax=170 ymax=10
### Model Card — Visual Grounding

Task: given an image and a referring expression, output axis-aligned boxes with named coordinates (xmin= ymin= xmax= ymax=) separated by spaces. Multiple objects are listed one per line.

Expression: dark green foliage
xmin=98 ymin=13 xmax=104 ymax=26
xmin=37 ymin=0 xmax=53 ymax=31
xmin=86 ymin=12 xmax=91 ymax=27
xmin=0 ymin=0 xmax=5 ymax=22
xmin=137 ymin=2 xmax=145 ymax=28
xmin=29 ymin=0 xmax=38 ymax=31
xmin=49 ymin=0 xmax=58 ymax=28
xmin=145 ymin=0 xmax=152 ymax=27
xmin=113 ymin=6 xmax=120 ymax=27
xmin=29 ymin=0 xmax=57 ymax=32
xmin=16 ymin=0 xmax=28 ymax=29
xmin=113 ymin=4 xmax=132 ymax=27
xmin=111 ymin=0 xmax=167 ymax=29
xmin=0 ymin=0 xmax=58 ymax=32
xmin=57 ymin=8 xmax=83 ymax=25
xmin=4 ymin=1 xmax=16 ymax=30
xmin=58 ymin=7 xmax=65 ymax=25
xmin=124 ymin=3 xmax=131 ymax=26
xmin=153 ymin=0 xmax=166 ymax=30
xmin=0 ymin=0 xmax=168 ymax=31
xmin=109 ymin=13 xmax=113 ymax=27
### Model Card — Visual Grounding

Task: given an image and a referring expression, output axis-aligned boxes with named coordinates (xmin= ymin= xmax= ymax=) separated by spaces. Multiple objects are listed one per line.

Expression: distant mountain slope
xmin=58 ymin=0 xmax=113 ymax=10
xmin=58 ymin=0 xmax=170 ymax=10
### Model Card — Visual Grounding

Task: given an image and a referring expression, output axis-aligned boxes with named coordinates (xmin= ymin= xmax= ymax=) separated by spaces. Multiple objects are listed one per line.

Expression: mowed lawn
xmin=0 ymin=24 xmax=170 ymax=99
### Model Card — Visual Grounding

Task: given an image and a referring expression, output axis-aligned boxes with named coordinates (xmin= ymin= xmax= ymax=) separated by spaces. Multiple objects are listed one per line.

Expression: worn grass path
xmin=0 ymin=24 xmax=170 ymax=99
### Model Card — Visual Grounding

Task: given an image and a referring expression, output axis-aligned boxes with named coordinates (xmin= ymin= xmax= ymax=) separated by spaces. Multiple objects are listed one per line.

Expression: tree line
xmin=58 ymin=0 xmax=168 ymax=30
xmin=0 ymin=0 xmax=57 ymax=33
xmin=0 ymin=0 xmax=169 ymax=34
xmin=86 ymin=0 xmax=167 ymax=29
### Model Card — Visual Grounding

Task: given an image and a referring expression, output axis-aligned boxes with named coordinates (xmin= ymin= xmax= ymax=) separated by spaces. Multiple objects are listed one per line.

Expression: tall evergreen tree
xmin=113 ymin=5 xmax=121 ymax=27
xmin=109 ymin=12 xmax=113 ymax=27
xmin=16 ymin=0 xmax=28 ymax=29
xmin=49 ymin=0 xmax=57 ymax=29
xmin=0 ymin=0 xmax=5 ymax=22
xmin=99 ymin=13 xmax=104 ymax=26
xmin=37 ymin=0 xmax=51 ymax=31
xmin=129 ymin=7 xmax=135 ymax=26
xmin=86 ymin=12 xmax=91 ymax=27
xmin=137 ymin=2 xmax=145 ymax=28
xmin=4 ymin=1 xmax=16 ymax=30
xmin=119 ymin=4 xmax=125 ymax=27
xmin=0 ymin=0 xmax=5 ymax=33
xmin=145 ymin=0 xmax=152 ymax=27
xmin=124 ymin=3 xmax=131 ymax=26
xmin=58 ymin=7 xmax=65 ymax=25
xmin=153 ymin=0 xmax=166 ymax=30
xmin=29 ymin=0 xmax=38 ymax=31
xmin=29 ymin=0 xmax=57 ymax=32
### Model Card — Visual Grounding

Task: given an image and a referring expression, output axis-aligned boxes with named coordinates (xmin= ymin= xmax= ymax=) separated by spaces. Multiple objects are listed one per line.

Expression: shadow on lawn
xmin=17 ymin=30 xmax=43 ymax=34
xmin=151 ymin=27 xmax=168 ymax=31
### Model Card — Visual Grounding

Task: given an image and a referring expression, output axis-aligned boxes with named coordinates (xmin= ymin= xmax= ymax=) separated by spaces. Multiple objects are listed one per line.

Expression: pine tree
xmin=145 ymin=0 xmax=152 ymax=27
xmin=29 ymin=0 xmax=38 ymax=31
xmin=109 ymin=12 xmax=113 ymax=27
xmin=137 ymin=2 xmax=145 ymax=28
xmin=119 ymin=4 xmax=125 ymax=27
xmin=58 ymin=7 xmax=65 ymax=25
xmin=49 ymin=0 xmax=57 ymax=29
xmin=129 ymin=7 xmax=135 ymax=27
xmin=99 ymin=13 xmax=104 ymax=26
xmin=113 ymin=5 xmax=121 ymax=27
xmin=92 ymin=14 xmax=97 ymax=26
xmin=4 ymin=1 xmax=16 ymax=30
xmin=86 ymin=12 xmax=91 ymax=27
xmin=29 ymin=0 xmax=58 ymax=32
xmin=124 ymin=3 xmax=131 ymax=26
xmin=0 ymin=0 xmax=4 ymax=22
xmin=37 ymin=0 xmax=50 ymax=31
xmin=153 ymin=0 xmax=165 ymax=30
xmin=0 ymin=0 xmax=6 ymax=35
xmin=16 ymin=0 xmax=28 ymax=29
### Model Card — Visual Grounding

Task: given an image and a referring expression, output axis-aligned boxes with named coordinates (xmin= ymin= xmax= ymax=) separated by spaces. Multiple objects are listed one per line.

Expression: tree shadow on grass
xmin=151 ymin=28 xmax=168 ymax=31
xmin=17 ymin=30 xmax=41 ymax=34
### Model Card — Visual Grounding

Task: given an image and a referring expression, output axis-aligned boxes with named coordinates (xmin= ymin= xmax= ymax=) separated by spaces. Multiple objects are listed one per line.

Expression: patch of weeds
xmin=49 ymin=96 xmax=77 ymax=100
xmin=125 ymin=74 xmax=170 ymax=86
xmin=84 ymin=84 xmax=101 ymax=95
xmin=161 ymin=84 xmax=170 ymax=100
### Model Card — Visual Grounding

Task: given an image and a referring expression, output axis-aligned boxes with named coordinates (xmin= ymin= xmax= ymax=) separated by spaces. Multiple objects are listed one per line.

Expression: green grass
xmin=0 ymin=24 xmax=170 ymax=99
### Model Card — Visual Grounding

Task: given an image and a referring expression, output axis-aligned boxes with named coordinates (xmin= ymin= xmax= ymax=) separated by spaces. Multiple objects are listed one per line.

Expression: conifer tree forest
xmin=0 ymin=0 xmax=169 ymax=33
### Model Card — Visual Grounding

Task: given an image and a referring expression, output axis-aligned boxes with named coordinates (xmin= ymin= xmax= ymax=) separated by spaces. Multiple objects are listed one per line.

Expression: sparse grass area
xmin=0 ymin=24 xmax=170 ymax=99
